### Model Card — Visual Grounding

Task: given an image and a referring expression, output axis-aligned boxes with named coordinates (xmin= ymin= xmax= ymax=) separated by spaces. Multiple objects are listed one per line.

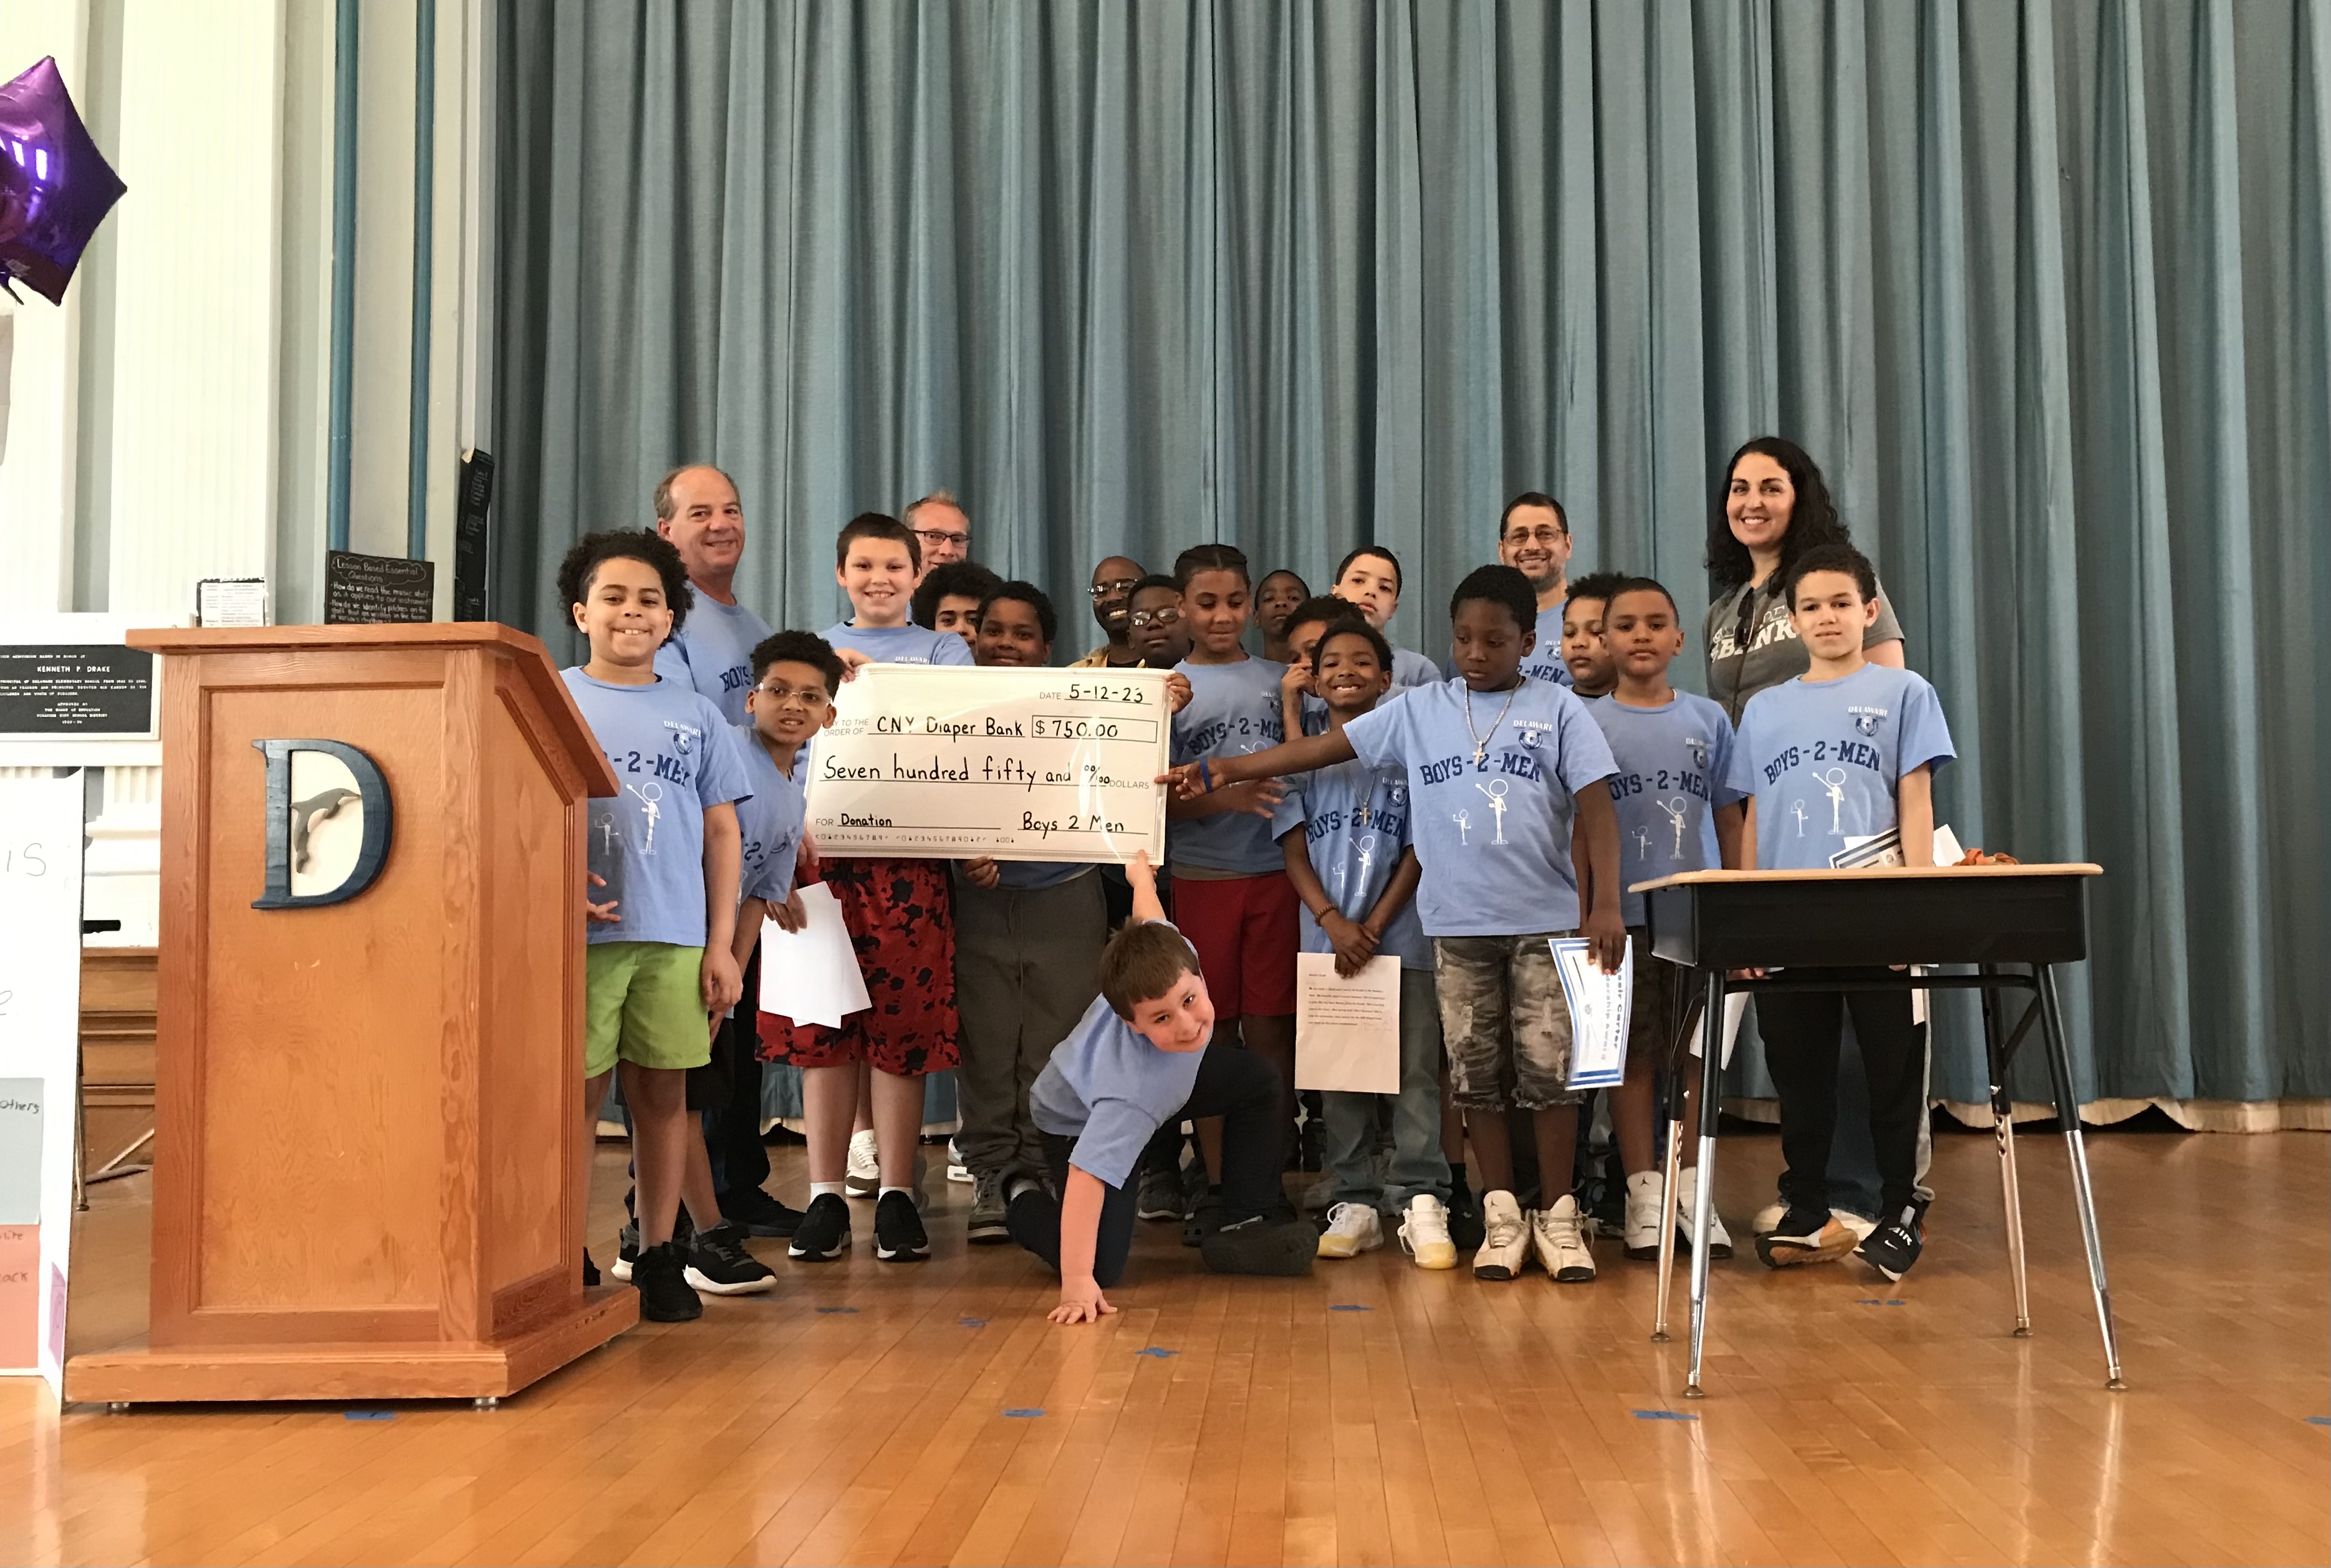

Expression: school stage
xmin=11 ymin=1128 xmax=2323 ymax=1567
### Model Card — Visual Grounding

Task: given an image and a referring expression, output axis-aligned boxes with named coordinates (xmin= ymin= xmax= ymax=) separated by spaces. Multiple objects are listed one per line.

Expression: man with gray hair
xmin=653 ymin=463 xmax=774 ymax=726
xmin=903 ymin=489 xmax=973 ymax=572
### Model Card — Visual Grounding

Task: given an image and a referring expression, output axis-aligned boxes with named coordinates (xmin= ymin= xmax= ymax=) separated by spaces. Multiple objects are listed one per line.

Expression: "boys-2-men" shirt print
xmin=1737 ymin=663 xmax=1955 ymax=872
xmin=564 ymin=669 xmax=752 ymax=948
xmin=1272 ymin=754 xmax=1430 ymax=969
xmin=1584 ymin=691 xmax=1752 ymax=926
xmin=1342 ymin=677 xmax=1615 ymax=938
xmin=1169 ymin=657 xmax=1291 ymax=875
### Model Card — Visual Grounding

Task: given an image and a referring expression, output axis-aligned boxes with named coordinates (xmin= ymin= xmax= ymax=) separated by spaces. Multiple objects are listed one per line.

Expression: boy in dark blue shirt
xmin=1737 ymin=543 xmax=1956 ymax=1281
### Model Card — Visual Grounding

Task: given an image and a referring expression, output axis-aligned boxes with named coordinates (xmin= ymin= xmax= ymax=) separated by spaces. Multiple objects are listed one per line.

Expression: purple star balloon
xmin=0 ymin=55 xmax=126 ymax=305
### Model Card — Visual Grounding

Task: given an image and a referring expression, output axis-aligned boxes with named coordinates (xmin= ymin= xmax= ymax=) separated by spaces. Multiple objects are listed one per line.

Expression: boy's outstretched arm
xmin=1049 ymin=1166 xmax=1117 ymax=1325
xmin=1158 ymin=728 xmax=1357 ymax=798
xmin=1125 ymin=849 xmax=1167 ymax=925
xmin=1574 ymin=780 xmax=1626 ymax=973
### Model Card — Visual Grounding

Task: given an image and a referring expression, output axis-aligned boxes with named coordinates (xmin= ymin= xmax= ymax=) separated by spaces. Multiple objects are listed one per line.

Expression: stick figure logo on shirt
xmin=1633 ymin=826 xmax=1652 ymax=860
xmin=1452 ymin=808 xmax=1473 ymax=845
xmin=597 ymin=815 xmax=618 ymax=857
xmin=1355 ymin=832 xmax=1379 ymax=888
xmin=1790 ymin=800 xmax=1808 ymax=837
xmin=626 ymin=780 xmax=664 ymax=854
xmin=1656 ymin=796 xmax=1690 ymax=858
xmin=1815 ymin=767 xmax=1848 ymax=832
xmin=1474 ymin=779 xmax=1510 ymax=845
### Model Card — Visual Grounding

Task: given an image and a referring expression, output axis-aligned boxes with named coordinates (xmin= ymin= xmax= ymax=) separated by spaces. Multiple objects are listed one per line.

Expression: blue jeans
xmin=1324 ymin=967 xmax=1453 ymax=1210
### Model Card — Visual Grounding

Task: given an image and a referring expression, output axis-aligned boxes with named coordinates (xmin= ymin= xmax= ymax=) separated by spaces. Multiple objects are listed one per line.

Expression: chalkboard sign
xmin=324 ymin=550 xmax=436 ymax=625
xmin=454 ymin=449 xmax=494 ymax=622
xmin=0 ymin=645 xmax=155 ymax=736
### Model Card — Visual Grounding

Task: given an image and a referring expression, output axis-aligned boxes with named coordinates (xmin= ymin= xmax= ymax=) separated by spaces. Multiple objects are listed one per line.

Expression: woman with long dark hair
xmin=1703 ymin=436 xmax=1905 ymax=723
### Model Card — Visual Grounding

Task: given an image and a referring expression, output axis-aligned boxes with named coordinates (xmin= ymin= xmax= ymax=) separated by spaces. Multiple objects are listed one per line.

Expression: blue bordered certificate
xmin=1552 ymin=934 xmax=1632 ymax=1090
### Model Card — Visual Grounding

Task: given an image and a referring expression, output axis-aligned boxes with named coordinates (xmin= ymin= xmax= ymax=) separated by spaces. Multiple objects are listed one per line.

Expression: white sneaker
xmin=845 ymin=1128 xmax=879 ymax=1198
xmin=1398 ymin=1195 xmax=1458 ymax=1270
xmin=1316 ymin=1202 xmax=1385 ymax=1259
xmin=1623 ymin=1170 xmax=1666 ymax=1260
xmin=1834 ymin=1209 xmax=1877 ymax=1242
xmin=944 ymin=1138 xmax=972 ymax=1185
xmin=1673 ymin=1166 xmax=1733 ymax=1258
xmin=1751 ymin=1196 xmax=1787 ymax=1236
xmin=1473 ymin=1190 xmax=1530 ymax=1281
xmin=1531 ymin=1195 xmax=1596 ymax=1282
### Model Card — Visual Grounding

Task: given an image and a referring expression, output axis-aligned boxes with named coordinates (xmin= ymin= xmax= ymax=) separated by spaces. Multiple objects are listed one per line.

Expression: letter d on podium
xmin=251 ymin=738 xmax=394 ymax=908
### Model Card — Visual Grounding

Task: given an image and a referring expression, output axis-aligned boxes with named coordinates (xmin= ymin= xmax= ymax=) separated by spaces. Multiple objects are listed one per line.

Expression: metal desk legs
xmin=1650 ymin=966 xmax=1690 ymax=1342
xmin=1683 ymin=970 xmax=1726 ymax=1398
xmin=2036 ymin=964 xmax=2127 ymax=1390
xmin=1978 ymin=967 xmax=2033 ymax=1336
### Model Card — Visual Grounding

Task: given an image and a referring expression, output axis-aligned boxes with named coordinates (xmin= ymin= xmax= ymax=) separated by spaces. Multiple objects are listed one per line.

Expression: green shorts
xmin=585 ymin=941 xmax=713 ymax=1079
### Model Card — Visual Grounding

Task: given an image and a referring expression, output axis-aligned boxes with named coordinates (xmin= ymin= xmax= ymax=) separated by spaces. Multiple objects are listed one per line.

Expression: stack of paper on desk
xmin=757 ymin=883 xmax=873 ymax=1027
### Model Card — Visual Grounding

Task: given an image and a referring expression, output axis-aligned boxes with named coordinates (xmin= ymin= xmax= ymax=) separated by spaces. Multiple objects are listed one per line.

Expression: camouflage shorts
xmin=1433 ymin=933 xmax=1579 ymax=1110
xmin=1625 ymin=926 xmax=1705 ymax=1066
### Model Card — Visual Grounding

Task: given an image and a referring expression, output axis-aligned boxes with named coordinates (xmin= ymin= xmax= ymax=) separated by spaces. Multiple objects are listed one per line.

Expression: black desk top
xmin=1638 ymin=864 xmax=2101 ymax=970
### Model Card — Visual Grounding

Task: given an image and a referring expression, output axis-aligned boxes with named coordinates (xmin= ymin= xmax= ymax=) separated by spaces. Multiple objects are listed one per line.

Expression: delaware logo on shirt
xmin=1850 ymin=705 xmax=1885 ymax=737
xmin=1515 ymin=718 xmax=1552 ymax=749
xmin=1685 ymin=736 xmax=1710 ymax=771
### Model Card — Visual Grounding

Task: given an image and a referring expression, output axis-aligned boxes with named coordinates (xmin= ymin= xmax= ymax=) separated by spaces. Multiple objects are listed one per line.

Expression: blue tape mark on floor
xmin=1135 ymin=1347 xmax=1178 ymax=1359
xmin=815 ymin=1306 xmax=858 ymax=1315
xmin=2308 ymin=1416 xmax=2330 ymax=1426
xmin=344 ymin=1410 xmax=395 ymax=1421
xmin=1632 ymin=1410 xmax=1699 ymax=1421
xmin=958 ymin=1316 xmax=988 ymax=1328
xmin=1857 ymin=1299 xmax=1909 ymax=1307
xmin=1329 ymin=1304 xmax=1372 ymax=1312
xmin=1003 ymin=1408 xmax=1044 ymax=1418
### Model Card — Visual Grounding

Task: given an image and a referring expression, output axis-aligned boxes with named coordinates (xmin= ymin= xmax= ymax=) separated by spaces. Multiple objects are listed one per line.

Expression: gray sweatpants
xmin=952 ymin=868 xmax=1107 ymax=1182
xmin=1324 ymin=966 xmax=1453 ymax=1211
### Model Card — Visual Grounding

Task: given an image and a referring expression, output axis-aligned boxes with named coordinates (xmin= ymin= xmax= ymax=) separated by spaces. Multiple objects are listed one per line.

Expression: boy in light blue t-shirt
xmin=1580 ymin=577 xmax=1752 ymax=1264
xmin=1269 ymin=617 xmax=1456 ymax=1272
xmin=1737 ymin=542 xmax=1956 ymax=1284
xmin=559 ymin=529 xmax=754 ymax=1323
xmin=1169 ymin=564 xmax=1627 ymax=1287
xmin=1009 ymin=853 xmax=1317 ymax=1324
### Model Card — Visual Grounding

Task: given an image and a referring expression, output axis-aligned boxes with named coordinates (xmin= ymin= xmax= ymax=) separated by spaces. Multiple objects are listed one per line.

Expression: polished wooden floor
xmin=5 ymin=1128 xmax=2324 ymax=1567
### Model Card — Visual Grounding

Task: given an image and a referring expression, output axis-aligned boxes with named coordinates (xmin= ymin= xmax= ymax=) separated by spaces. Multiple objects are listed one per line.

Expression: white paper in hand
xmin=1552 ymin=935 xmax=1632 ymax=1090
xmin=1294 ymin=953 xmax=1401 ymax=1094
xmin=757 ymin=883 xmax=872 ymax=1028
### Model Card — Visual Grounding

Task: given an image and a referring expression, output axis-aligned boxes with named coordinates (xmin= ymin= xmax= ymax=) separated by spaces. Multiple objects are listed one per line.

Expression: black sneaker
xmin=1755 ymin=1205 xmax=1858 ymax=1269
xmin=874 ymin=1190 xmax=930 ymax=1262
xmin=611 ymin=1208 xmax=694 ymax=1281
xmin=1182 ymin=1185 xmax=1224 ymax=1248
xmin=1200 ymin=1215 xmax=1317 ymax=1277
xmin=686 ymin=1220 xmax=778 ymax=1295
xmin=1447 ymin=1172 xmax=1486 ymax=1254
xmin=788 ymin=1193 xmax=852 ymax=1261
xmin=1136 ymin=1163 xmax=1183 ymax=1222
xmin=583 ymin=1248 xmax=600 ymax=1289
xmin=719 ymin=1185 xmax=805 ymax=1239
xmin=1857 ymin=1205 xmax=1925 ymax=1282
xmin=632 ymin=1241 xmax=703 ymax=1322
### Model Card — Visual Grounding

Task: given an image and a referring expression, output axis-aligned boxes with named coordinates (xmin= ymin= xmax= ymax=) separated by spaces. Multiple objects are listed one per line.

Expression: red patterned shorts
xmin=758 ymin=857 xmax=961 ymax=1075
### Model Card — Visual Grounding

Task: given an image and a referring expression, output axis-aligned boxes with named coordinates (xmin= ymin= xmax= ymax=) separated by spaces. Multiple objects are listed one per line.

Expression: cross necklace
xmin=1463 ymin=683 xmax=1522 ymax=766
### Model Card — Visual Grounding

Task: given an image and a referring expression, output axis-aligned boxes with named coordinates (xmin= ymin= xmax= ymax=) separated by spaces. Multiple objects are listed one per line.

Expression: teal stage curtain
xmin=493 ymin=1 xmax=2328 ymax=1113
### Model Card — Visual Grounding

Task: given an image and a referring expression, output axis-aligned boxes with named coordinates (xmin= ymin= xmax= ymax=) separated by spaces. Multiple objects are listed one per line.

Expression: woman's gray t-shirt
xmin=1702 ymin=574 xmax=1904 ymax=724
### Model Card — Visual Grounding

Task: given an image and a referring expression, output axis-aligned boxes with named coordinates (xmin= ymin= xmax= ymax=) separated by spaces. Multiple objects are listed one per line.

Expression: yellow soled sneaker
xmin=1397 ymin=1194 xmax=1458 ymax=1270
xmin=1317 ymin=1201 xmax=1385 ymax=1258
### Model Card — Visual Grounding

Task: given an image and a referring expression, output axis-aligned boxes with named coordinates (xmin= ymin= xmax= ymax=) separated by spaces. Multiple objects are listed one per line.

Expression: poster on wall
xmin=0 ymin=769 xmax=85 ymax=1396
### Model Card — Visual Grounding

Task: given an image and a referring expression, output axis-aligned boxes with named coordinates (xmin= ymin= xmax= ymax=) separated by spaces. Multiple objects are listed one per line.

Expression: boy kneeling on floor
xmin=1011 ymin=851 xmax=1318 ymax=1324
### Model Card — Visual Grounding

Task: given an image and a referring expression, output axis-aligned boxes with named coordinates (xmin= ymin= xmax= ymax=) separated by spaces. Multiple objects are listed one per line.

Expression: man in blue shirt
xmin=1497 ymin=491 xmax=1577 ymax=688
xmin=1737 ymin=542 xmax=1956 ymax=1282
xmin=651 ymin=464 xmax=774 ymax=726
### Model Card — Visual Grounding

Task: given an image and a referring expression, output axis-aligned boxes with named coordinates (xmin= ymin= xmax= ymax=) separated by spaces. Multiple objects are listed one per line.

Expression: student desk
xmin=1633 ymin=864 xmax=2122 ymax=1400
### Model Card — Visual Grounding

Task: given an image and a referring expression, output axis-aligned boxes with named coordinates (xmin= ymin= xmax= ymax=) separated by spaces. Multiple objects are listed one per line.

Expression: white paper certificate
xmin=1294 ymin=953 xmax=1401 ymax=1094
xmin=804 ymin=664 xmax=1170 ymax=862
xmin=1552 ymin=935 xmax=1632 ymax=1090
xmin=757 ymin=884 xmax=874 ymax=1028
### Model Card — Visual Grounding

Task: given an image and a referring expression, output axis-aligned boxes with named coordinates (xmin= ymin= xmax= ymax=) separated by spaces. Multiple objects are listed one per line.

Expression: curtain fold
xmin=494 ymin=0 xmax=2327 ymax=1109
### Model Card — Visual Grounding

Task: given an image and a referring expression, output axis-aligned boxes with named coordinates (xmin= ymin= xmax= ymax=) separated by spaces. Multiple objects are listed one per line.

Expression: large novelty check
xmin=804 ymin=663 xmax=1170 ymax=862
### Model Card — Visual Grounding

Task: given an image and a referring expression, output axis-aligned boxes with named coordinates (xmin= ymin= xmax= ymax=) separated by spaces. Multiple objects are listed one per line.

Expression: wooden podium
xmin=68 ymin=625 xmax=638 ymax=1404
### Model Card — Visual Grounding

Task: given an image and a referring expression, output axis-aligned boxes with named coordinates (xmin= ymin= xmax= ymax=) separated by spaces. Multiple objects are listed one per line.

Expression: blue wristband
xmin=1198 ymin=758 xmax=1214 ymax=794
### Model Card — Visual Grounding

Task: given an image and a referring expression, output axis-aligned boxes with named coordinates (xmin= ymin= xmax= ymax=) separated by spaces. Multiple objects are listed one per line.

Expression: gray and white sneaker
xmin=966 ymin=1171 xmax=1011 ymax=1245
xmin=1530 ymin=1195 xmax=1596 ymax=1283
xmin=1473 ymin=1190 xmax=1531 ymax=1281
xmin=845 ymin=1128 xmax=880 ymax=1198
